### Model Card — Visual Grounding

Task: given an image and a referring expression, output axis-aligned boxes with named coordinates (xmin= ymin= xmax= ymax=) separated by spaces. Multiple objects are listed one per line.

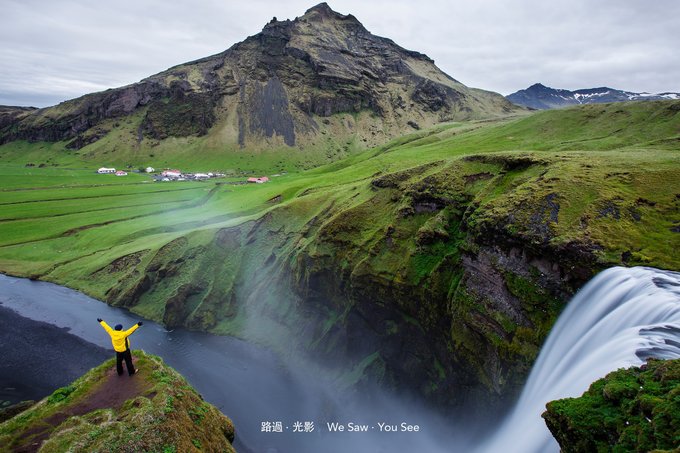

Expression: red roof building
xmin=247 ymin=177 xmax=269 ymax=184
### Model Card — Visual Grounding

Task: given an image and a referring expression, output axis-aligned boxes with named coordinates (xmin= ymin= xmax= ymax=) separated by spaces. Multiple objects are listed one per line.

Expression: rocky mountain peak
xmin=303 ymin=2 xmax=347 ymax=19
xmin=262 ymin=3 xmax=364 ymax=38
xmin=306 ymin=3 xmax=363 ymax=28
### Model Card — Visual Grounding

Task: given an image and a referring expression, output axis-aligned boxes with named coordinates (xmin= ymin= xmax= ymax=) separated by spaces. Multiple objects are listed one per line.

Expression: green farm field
xmin=0 ymin=101 xmax=679 ymax=333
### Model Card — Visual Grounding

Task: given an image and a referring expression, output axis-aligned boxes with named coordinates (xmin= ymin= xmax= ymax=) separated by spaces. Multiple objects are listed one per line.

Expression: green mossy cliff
xmin=0 ymin=351 xmax=235 ymax=453
xmin=543 ymin=358 xmax=680 ymax=452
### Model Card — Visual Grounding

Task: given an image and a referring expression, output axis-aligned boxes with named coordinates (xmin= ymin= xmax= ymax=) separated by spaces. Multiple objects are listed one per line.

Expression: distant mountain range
xmin=506 ymin=83 xmax=680 ymax=110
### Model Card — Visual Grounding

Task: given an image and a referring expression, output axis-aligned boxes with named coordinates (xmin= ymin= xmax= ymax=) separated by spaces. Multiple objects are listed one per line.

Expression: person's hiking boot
xmin=129 ymin=368 xmax=138 ymax=376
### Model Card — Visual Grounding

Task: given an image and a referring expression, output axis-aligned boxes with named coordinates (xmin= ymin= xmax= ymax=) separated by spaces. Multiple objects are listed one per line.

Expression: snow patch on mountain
xmin=507 ymin=83 xmax=680 ymax=109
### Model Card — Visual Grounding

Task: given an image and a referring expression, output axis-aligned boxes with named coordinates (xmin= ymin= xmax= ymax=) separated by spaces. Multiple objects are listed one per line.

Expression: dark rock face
xmin=290 ymin=247 xmax=472 ymax=407
xmin=0 ymin=3 xmax=516 ymax=151
xmin=248 ymin=77 xmax=296 ymax=145
xmin=0 ymin=81 xmax=170 ymax=145
xmin=413 ymin=79 xmax=461 ymax=112
xmin=0 ymin=106 xmax=37 ymax=130
xmin=507 ymin=83 xmax=680 ymax=110
xmin=66 ymin=127 xmax=109 ymax=150
xmin=142 ymin=90 xmax=217 ymax=140
xmin=529 ymin=193 xmax=560 ymax=241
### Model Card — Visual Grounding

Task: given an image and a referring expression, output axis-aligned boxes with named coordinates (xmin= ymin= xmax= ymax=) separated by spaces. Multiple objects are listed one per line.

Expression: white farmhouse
xmin=145 ymin=167 xmax=155 ymax=173
xmin=97 ymin=167 xmax=116 ymax=174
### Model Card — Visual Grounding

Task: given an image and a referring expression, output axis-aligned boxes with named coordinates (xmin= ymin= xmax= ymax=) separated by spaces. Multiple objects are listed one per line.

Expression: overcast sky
xmin=1 ymin=0 xmax=678 ymax=107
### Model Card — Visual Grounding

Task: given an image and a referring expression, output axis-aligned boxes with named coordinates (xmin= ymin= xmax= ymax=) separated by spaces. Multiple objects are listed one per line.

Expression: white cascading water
xmin=479 ymin=266 xmax=680 ymax=453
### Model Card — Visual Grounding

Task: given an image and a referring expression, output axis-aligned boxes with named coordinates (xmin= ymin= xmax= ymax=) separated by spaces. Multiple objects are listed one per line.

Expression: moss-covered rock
xmin=542 ymin=358 xmax=680 ymax=453
xmin=0 ymin=351 xmax=235 ymax=453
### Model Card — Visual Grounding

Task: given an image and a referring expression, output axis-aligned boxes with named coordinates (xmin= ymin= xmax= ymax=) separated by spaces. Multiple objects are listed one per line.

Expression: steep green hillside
xmin=0 ymin=351 xmax=235 ymax=453
xmin=543 ymin=358 xmax=680 ymax=452
xmin=1 ymin=101 xmax=679 ymax=405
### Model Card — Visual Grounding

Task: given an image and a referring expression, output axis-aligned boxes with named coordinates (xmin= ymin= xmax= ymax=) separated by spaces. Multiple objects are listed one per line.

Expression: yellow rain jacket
xmin=99 ymin=321 xmax=139 ymax=352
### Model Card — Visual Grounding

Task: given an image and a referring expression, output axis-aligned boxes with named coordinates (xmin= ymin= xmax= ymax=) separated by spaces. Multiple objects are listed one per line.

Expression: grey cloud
xmin=1 ymin=0 xmax=678 ymax=107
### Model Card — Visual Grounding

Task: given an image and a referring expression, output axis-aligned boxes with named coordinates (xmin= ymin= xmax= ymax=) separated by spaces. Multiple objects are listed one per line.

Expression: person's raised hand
xmin=137 ymin=321 xmax=144 ymax=326
xmin=97 ymin=318 xmax=102 ymax=323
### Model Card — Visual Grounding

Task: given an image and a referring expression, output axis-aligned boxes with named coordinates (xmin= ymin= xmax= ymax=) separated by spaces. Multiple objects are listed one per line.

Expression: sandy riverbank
xmin=0 ymin=305 xmax=109 ymax=405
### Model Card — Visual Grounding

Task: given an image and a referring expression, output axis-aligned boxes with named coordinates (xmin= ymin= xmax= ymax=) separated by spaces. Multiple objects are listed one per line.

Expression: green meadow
xmin=0 ymin=100 xmax=679 ymax=318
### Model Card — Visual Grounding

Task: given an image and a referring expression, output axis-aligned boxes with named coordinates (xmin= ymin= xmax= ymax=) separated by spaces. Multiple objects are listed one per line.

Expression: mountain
xmin=507 ymin=83 xmax=680 ymax=110
xmin=0 ymin=3 xmax=517 ymax=169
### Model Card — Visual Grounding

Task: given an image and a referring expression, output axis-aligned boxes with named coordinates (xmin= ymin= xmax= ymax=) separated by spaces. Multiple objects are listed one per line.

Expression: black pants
xmin=116 ymin=349 xmax=135 ymax=376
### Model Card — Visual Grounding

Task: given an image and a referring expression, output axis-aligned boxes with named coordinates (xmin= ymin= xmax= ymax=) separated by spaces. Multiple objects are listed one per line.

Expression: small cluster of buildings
xmin=154 ymin=169 xmax=226 ymax=182
xmin=97 ymin=167 xmax=127 ymax=176
xmin=152 ymin=169 xmax=270 ymax=184
xmin=96 ymin=165 xmax=274 ymax=185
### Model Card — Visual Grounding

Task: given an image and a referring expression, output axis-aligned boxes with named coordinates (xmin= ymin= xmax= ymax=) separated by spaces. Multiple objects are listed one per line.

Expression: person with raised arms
xmin=97 ymin=318 xmax=143 ymax=376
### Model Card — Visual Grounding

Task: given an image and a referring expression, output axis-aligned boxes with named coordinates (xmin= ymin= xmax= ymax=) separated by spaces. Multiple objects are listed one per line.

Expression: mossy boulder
xmin=0 ymin=351 xmax=235 ymax=453
xmin=543 ymin=358 xmax=680 ymax=452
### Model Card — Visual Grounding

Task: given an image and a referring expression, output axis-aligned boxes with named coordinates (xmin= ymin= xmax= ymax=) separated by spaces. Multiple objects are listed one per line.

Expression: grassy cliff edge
xmin=0 ymin=351 xmax=235 ymax=453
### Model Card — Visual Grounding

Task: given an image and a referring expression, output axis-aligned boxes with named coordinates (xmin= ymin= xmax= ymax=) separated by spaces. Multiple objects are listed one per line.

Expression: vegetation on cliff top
xmin=0 ymin=351 xmax=235 ymax=453
xmin=543 ymin=358 xmax=680 ymax=453
xmin=0 ymin=100 xmax=678 ymax=404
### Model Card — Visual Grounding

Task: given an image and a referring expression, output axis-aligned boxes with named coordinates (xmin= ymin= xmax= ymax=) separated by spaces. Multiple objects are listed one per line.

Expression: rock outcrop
xmin=543 ymin=358 xmax=680 ymax=452
xmin=0 ymin=352 xmax=235 ymax=453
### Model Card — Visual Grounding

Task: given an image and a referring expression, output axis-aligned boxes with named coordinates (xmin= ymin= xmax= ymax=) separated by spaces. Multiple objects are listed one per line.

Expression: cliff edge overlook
xmin=0 ymin=352 xmax=235 ymax=453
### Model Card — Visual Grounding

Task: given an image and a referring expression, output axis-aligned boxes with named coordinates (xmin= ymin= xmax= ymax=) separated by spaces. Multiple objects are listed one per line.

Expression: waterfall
xmin=479 ymin=266 xmax=680 ymax=453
